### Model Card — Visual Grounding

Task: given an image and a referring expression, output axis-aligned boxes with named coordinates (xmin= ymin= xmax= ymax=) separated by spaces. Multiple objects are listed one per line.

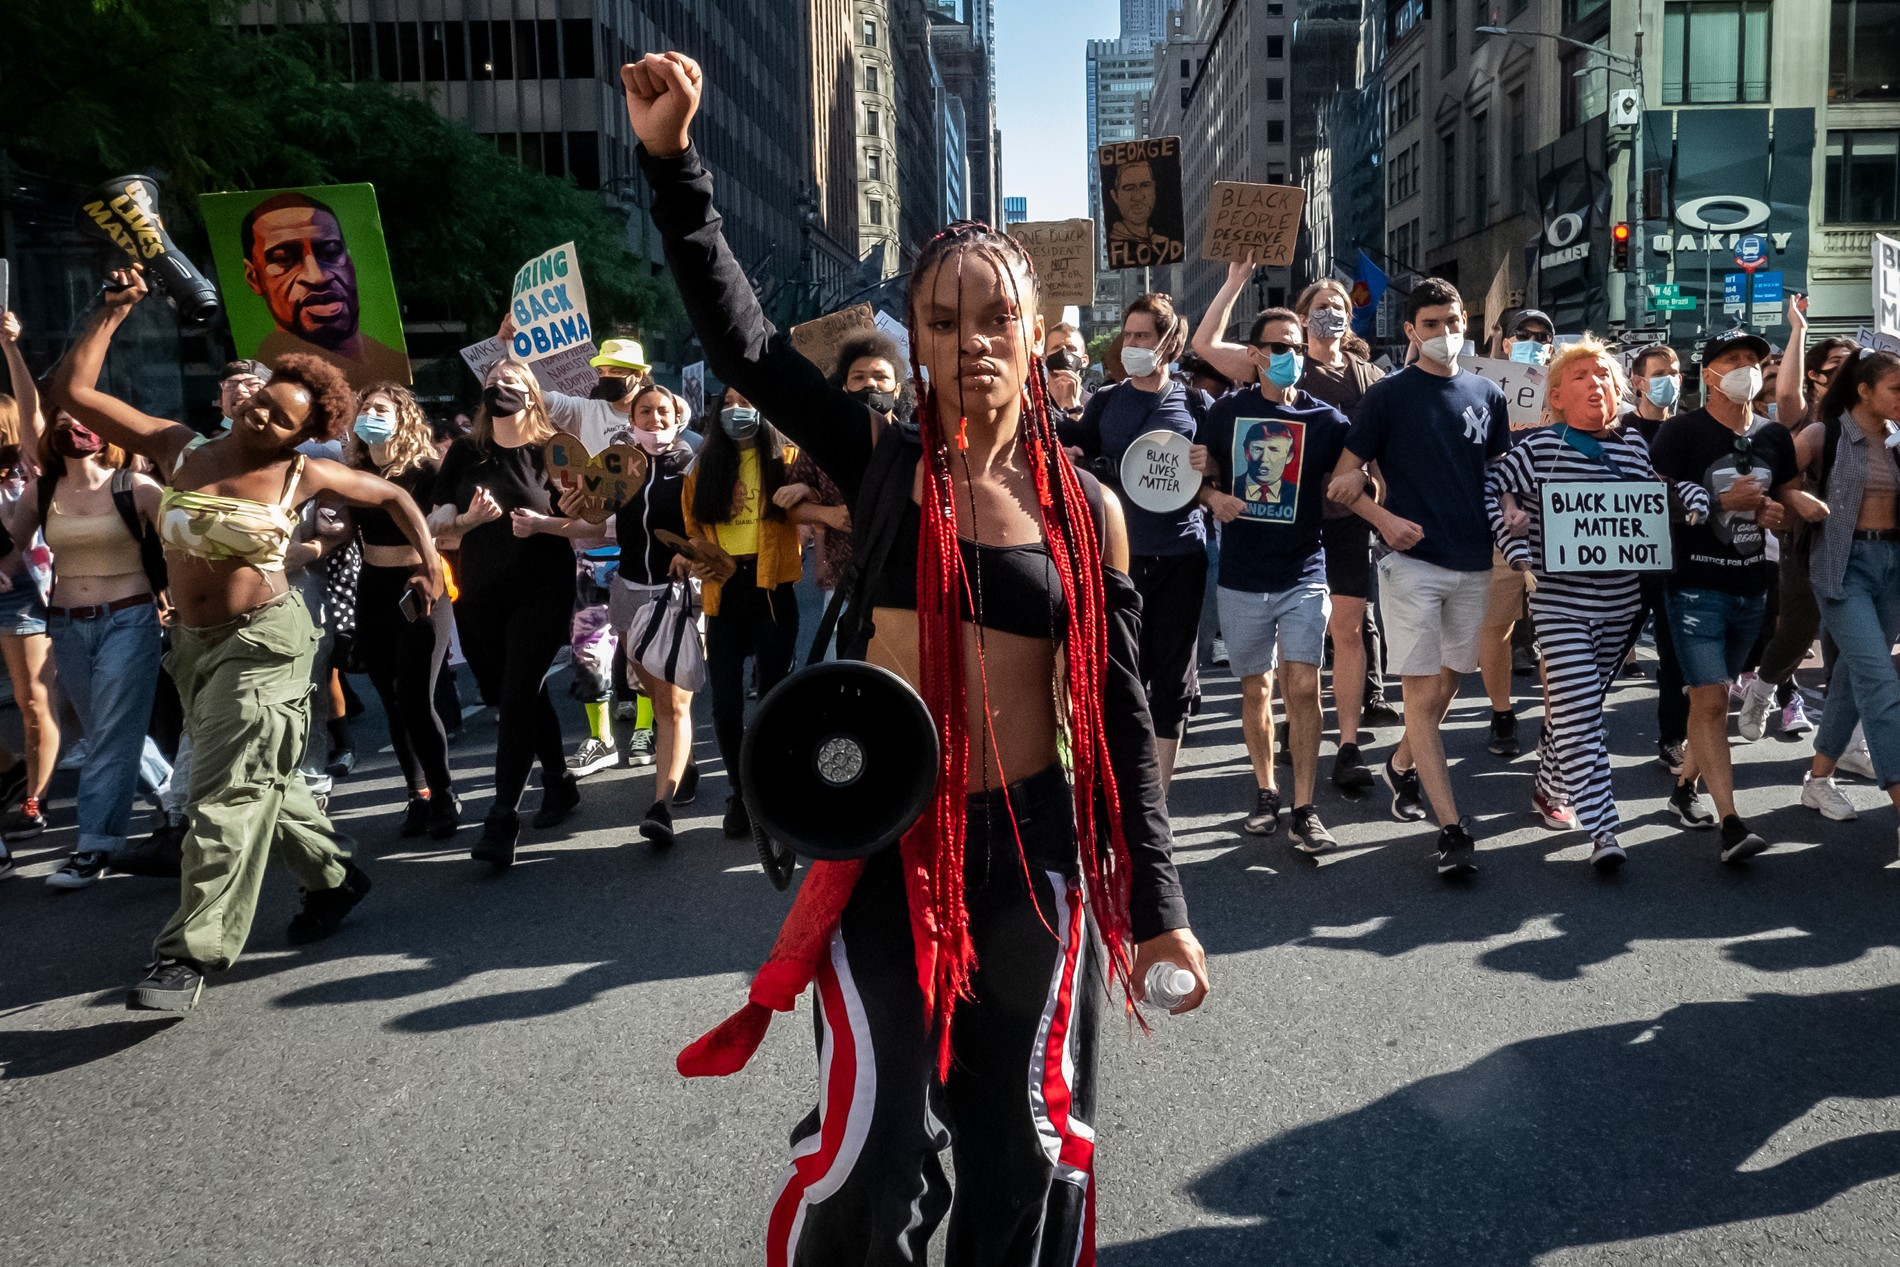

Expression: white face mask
xmin=1715 ymin=364 xmax=1763 ymax=404
xmin=1120 ymin=346 xmax=1160 ymax=378
xmin=632 ymin=425 xmax=677 ymax=455
xmin=1419 ymin=333 xmax=1462 ymax=367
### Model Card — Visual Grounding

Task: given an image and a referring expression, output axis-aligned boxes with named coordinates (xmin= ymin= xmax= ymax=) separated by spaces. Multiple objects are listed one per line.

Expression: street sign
xmin=1652 ymin=295 xmax=1698 ymax=312
xmin=1735 ymin=234 xmax=1769 ymax=272
xmin=1647 ymin=282 xmax=1681 ymax=298
xmin=1623 ymin=328 xmax=1669 ymax=345
xmin=1724 ymin=271 xmax=1784 ymax=306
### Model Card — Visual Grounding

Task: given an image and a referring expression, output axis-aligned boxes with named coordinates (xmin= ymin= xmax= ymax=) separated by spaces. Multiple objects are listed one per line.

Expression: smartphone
xmin=399 ymin=586 xmax=426 ymax=623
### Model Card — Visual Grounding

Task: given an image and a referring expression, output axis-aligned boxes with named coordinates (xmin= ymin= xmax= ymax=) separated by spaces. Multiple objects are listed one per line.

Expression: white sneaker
xmin=1836 ymin=726 xmax=1876 ymax=780
xmin=567 ymin=736 xmax=620 ymax=777
xmin=1211 ymin=636 xmax=1229 ymax=667
xmin=1729 ymin=670 xmax=1757 ymax=703
xmin=1736 ymin=675 xmax=1777 ymax=742
xmin=1801 ymin=773 xmax=1858 ymax=822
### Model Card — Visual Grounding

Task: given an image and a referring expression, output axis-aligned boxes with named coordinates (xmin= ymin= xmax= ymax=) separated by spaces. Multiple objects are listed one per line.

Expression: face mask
xmin=1308 ymin=308 xmax=1348 ymax=340
xmin=1763 ymin=402 xmax=1779 ymax=423
xmin=720 ymin=405 xmax=760 ymax=440
xmin=632 ymin=424 xmax=677 ymax=455
xmin=850 ymin=386 xmax=897 ymax=415
xmin=590 ymin=376 xmax=631 ymax=403
xmin=1266 ymin=350 xmax=1305 ymax=388
xmin=53 ymin=426 xmax=103 ymax=459
xmin=1419 ymin=334 xmax=1462 ymax=368
xmin=353 ymin=414 xmax=396 ymax=446
xmin=1120 ymin=346 xmax=1160 ymax=378
xmin=1645 ymin=375 xmax=1681 ymax=408
xmin=483 ymin=383 xmax=526 ymax=417
xmin=1509 ymin=339 xmax=1548 ymax=365
xmin=1715 ymin=364 xmax=1763 ymax=404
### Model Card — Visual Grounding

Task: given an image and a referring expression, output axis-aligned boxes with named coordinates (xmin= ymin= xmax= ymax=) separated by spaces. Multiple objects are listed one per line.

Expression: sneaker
xmin=1532 ymin=790 xmax=1578 ymax=832
xmin=1837 ymin=727 xmax=1876 ymax=780
xmin=1288 ymin=804 xmax=1336 ymax=855
xmin=1736 ymin=675 xmax=1777 ymax=742
xmin=285 ymin=861 xmax=372 ymax=944
xmin=638 ymin=799 xmax=675 ymax=846
xmin=1668 ymin=780 xmax=1716 ymax=830
xmin=1730 ymin=670 xmax=1757 ymax=703
xmin=1657 ymin=740 xmax=1686 ymax=777
xmin=1487 ymin=710 xmax=1521 ymax=758
xmin=1383 ymin=756 xmax=1427 ymax=822
xmin=1780 ymin=695 xmax=1814 ymax=737
xmin=427 ymin=792 xmax=462 ymax=840
xmin=1801 ymin=773 xmax=1858 ymax=822
xmin=532 ymin=773 xmax=581 ymax=828
xmin=1210 ymin=636 xmax=1229 ymax=666
xmin=472 ymin=810 xmax=519 ymax=869
xmin=674 ymin=762 xmax=701 ymax=807
xmin=126 ymin=959 xmax=204 ymax=1012
xmin=1331 ymin=743 xmax=1375 ymax=794
xmin=1589 ymin=835 xmax=1628 ymax=872
xmin=0 ymin=758 xmax=27 ymax=808
xmin=1719 ymin=815 xmax=1770 ymax=864
xmin=114 ymin=817 xmax=185 ymax=878
xmin=1436 ymin=817 xmax=1477 ymax=876
xmin=1621 ymin=655 xmax=1647 ymax=679
xmin=58 ymin=738 xmax=90 ymax=771
xmin=324 ymin=747 xmax=356 ymax=779
xmin=399 ymin=794 xmax=431 ymax=838
xmin=3 ymin=797 xmax=46 ymax=840
xmin=46 ymin=851 xmax=108 ymax=890
xmin=1243 ymin=787 xmax=1282 ymax=837
xmin=567 ymin=737 xmax=620 ymax=778
xmin=723 ymin=794 xmax=751 ymax=839
xmin=1362 ymin=696 xmax=1402 ymax=726
xmin=627 ymin=728 xmax=657 ymax=769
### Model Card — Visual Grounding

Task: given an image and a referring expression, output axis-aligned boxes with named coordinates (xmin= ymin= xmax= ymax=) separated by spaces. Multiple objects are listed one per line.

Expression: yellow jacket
xmin=680 ymin=449 xmax=806 ymax=616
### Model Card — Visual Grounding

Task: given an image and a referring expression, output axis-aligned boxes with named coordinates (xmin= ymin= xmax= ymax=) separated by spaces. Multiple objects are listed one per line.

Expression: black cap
xmin=1508 ymin=308 xmax=1555 ymax=336
xmin=1700 ymin=329 xmax=1772 ymax=366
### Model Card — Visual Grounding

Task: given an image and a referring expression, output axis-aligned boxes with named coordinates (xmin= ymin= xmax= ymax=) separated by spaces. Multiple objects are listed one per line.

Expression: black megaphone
xmin=740 ymin=661 xmax=940 ymax=862
xmin=78 ymin=175 xmax=221 ymax=327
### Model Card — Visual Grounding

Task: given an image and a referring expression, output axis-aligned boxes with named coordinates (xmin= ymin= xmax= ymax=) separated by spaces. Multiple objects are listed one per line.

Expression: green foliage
xmin=1 ymin=0 xmax=670 ymax=332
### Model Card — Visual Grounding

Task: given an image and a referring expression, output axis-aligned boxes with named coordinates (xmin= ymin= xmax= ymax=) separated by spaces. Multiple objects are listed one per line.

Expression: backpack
xmin=37 ymin=467 xmax=169 ymax=596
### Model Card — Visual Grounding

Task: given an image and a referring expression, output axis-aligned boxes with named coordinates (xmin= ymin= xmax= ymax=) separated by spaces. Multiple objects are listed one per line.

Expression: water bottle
xmin=1142 ymin=962 xmax=1195 ymax=1011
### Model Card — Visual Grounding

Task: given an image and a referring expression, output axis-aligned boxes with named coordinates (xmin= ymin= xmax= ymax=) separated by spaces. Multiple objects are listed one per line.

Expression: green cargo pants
xmin=154 ymin=591 xmax=352 ymax=972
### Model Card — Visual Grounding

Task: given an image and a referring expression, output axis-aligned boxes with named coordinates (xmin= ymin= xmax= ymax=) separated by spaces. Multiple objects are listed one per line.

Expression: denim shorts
xmin=0 ymin=577 xmax=47 ymax=637
xmin=1217 ymin=581 xmax=1330 ymax=676
xmin=1665 ymin=587 xmax=1768 ymax=689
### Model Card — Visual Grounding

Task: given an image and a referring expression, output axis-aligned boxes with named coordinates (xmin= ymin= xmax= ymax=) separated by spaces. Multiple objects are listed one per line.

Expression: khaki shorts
xmin=1377 ymin=553 xmax=1492 ymax=677
xmin=1485 ymin=548 xmax=1527 ymax=627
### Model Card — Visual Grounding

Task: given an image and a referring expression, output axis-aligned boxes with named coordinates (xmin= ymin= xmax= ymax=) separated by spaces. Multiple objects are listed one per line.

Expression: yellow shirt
xmin=714 ymin=447 xmax=763 ymax=558
xmin=680 ymin=445 xmax=806 ymax=617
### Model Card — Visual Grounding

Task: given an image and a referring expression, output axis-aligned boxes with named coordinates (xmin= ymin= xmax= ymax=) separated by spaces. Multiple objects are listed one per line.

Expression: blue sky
xmin=995 ymin=0 xmax=1121 ymax=222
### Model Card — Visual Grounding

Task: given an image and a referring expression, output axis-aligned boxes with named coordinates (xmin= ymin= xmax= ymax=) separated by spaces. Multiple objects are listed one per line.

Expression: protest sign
xmin=507 ymin=241 xmax=592 ymax=364
xmin=1202 ymin=182 xmax=1306 ymax=268
xmin=1097 ymin=138 xmax=1185 ymax=270
xmin=1464 ymin=356 xmax=1547 ymax=429
xmin=1540 ymin=480 xmax=1673 ymax=573
xmin=681 ymin=361 xmax=706 ymax=422
xmin=873 ymin=310 xmax=912 ymax=375
xmin=199 ymin=182 xmax=409 ymax=388
xmin=1876 ymin=234 xmax=1900 ymax=338
xmin=459 ymin=336 xmax=602 ymax=400
xmin=791 ymin=304 xmax=877 ymax=377
xmin=544 ymin=434 xmax=649 ymax=523
xmin=1009 ymin=219 xmax=1097 ymax=307
xmin=1119 ymin=431 xmax=1198 ymax=514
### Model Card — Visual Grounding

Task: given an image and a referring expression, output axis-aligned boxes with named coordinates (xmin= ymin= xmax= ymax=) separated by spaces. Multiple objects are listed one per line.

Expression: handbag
xmin=627 ymin=580 xmax=708 ymax=692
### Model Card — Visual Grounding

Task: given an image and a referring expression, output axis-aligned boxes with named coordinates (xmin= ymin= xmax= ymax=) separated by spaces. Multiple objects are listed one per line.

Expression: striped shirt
xmin=1484 ymin=426 xmax=1710 ymax=622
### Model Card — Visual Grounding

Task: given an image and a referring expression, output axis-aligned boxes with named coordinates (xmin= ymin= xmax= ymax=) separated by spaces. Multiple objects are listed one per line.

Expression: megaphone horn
xmin=739 ymin=661 xmax=940 ymax=863
xmin=78 ymin=175 xmax=222 ymax=328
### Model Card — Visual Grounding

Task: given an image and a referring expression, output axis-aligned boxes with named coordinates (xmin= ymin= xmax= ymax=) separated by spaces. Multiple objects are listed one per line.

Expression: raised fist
xmin=622 ymin=53 xmax=703 ymax=158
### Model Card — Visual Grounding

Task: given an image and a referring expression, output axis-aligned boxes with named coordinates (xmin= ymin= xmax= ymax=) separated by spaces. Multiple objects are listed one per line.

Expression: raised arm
xmin=302 ymin=459 xmax=445 ymax=604
xmin=625 ymin=53 xmax=876 ymax=498
xmin=1775 ymin=295 xmax=1809 ymax=430
xmin=46 ymin=268 xmax=197 ymax=472
xmin=2 ymin=311 xmax=44 ymax=462
xmin=1189 ymin=261 xmax=1262 ymax=387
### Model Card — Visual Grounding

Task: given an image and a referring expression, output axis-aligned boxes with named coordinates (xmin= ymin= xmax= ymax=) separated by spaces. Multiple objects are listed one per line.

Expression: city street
xmin=5 ymin=651 xmax=1898 ymax=1266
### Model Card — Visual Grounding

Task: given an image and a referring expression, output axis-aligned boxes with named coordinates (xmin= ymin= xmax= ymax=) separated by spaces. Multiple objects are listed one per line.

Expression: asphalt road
xmin=4 ymin=645 xmax=1898 ymax=1266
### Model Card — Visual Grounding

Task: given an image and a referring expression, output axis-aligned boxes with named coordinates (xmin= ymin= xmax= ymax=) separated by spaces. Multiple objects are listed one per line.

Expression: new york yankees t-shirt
xmin=1345 ymin=364 xmax=1512 ymax=573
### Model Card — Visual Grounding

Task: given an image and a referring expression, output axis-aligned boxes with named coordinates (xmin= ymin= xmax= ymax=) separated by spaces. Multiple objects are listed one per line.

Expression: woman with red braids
xmin=627 ymin=52 xmax=1209 ymax=1265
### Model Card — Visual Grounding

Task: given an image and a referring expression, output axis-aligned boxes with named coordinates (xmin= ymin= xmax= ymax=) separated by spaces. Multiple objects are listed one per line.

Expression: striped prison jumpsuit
xmin=1484 ymin=425 xmax=1709 ymax=846
xmin=769 ymin=765 xmax=1102 ymax=1267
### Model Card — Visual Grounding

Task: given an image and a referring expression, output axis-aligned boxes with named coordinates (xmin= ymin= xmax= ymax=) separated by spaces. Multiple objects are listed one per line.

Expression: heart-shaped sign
xmin=544 ymin=435 xmax=650 ymax=523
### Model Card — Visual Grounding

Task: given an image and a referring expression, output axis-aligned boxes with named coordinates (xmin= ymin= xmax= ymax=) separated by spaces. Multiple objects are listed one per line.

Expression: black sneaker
xmin=1668 ymin=780 xmax=1716 ymax=830
xmin=1436 ymin=817 xmax=1478 ymax=876
xmin=399 ymin=795 xmax=431 ymax=839
xmin=127 ymin=959 xmax=204 ymax=1012
xmin=427 ymin=791 xmax=462 ymax=840
xmin=1289 ymin=804 xmax=1337 ymax=855
xmin=532 ymin=772 xmax=580 ymax=829
xmin=627 ymin=728 xmax=657 ymax=769
xmin=3 ymin=797 xmax=46 ymax=840
xmin=115 ymin=817 xmax=187 ymax=878
xmin=1243 ymin=787 xmax=1281 ymax=836
xmin=1362 ymin=696 xmax=1402 ymax=726
xmin=638 ymin=799 xmax=675 ymax=846
xmin=1719 ymin=815 xmax=1770 ymax=864
xmin=0 ymin=758 xmax=27 ymax=809
xmin=472 ymin=811 xmax=518 ymax=869
xmin=1383 ymin=756 xmax=1426 ymax=822
xmin=1487 ymin=710 xmax=1521 ymax=758
xmin=286 ymin=861 xmax=372 ymax=944
xmin=1331 ymin=743 xmax=1375 ymax=794
xmin=46 ymin=850 xmax=108 ymax=890
xmin=324 ymin=748 xmax=356 ymax=779
xmin=1657 ymin=740 xmax=1686 ymax=777
xmin=723 ymin=794 xmax=751 ymax=839
xmin=674 ymin=762 xmax=701 ymax=807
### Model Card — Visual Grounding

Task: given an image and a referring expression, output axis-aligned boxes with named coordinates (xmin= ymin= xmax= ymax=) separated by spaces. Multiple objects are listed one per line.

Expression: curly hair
xmin=267 ymin=353 xmax=355 ymax=443
xmin=350 ymin=382 xmax=436 ymax=476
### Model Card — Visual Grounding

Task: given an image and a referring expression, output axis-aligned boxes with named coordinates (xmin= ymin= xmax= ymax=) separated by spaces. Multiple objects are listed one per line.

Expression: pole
xmin=1629 ymin=29 xmax=1645 ymax=337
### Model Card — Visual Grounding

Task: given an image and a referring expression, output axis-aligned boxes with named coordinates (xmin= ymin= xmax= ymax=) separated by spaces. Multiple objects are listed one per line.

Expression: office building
xmin=1003 ymin=195 xmax=1028 ymax=223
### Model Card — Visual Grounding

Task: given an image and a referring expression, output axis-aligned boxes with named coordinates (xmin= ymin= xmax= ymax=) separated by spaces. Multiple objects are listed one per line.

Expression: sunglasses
xmin=1249 ymin=340 xmax=1300 ymax=356
xmin=1514 ymin=328 xmax=1554 ymax=344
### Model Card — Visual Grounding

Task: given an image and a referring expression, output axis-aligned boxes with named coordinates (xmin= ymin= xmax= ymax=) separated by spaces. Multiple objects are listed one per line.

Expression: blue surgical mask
xmin=353 ymin=413 xmax=396 ymax=446
xmin=1266 ymin=350 xmax=1305 ymax=388
xmin=1509 ymin=339 xmax=1547 ymax=365
xmin=1645 ymin=375 xmax=1681 ymax=408
xmin=720 ymin=405 xmax=760 ymax=440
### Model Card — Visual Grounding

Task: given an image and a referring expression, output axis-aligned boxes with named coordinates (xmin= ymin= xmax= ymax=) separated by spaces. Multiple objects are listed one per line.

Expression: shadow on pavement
xmin=0 ymin=1017 xmax=182 ymax=1079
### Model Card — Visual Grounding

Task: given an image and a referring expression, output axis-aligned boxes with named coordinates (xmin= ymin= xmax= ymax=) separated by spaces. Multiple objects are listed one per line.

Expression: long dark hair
xmin=1818 ymin=347 xmax=1899 ymax=424
xmin=690 ymin=388 xmax=791 ymax=524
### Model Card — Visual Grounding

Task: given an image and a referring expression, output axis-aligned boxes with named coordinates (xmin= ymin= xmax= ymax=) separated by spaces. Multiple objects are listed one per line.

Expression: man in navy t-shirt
xmin=1327 ymin=278 xmax=1510 ymax=876
xmin=1192 ymin=307 xmax=1350 ymax=854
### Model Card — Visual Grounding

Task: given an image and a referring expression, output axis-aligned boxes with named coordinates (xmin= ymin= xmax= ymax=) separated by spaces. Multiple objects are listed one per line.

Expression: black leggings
xmin=704 ymin=562 xmax=799 ymax=798
xmin=1130 ymin=551 xmax=1206 ymax=741
xmin=454 ymin=584 xmax=571 ymax=816
xmin=357 ymin=562 xmax=453 ymax=799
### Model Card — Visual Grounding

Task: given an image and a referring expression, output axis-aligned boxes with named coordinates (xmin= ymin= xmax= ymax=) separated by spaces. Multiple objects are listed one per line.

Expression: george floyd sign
xmin=1097 ymin=137 xmax=1185 ymax=270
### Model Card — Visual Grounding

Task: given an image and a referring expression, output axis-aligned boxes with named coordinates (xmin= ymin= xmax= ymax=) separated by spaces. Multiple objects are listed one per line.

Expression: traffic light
xmin=1612 ymin=222 xmax=1632 ymax=271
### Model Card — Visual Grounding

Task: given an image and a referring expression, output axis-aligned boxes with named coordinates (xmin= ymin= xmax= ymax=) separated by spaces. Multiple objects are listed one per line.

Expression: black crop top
xmin=869 ymin=502 xmax=1067 ymax=640
xmin=355 ymin=461 xmax=436 ymax=549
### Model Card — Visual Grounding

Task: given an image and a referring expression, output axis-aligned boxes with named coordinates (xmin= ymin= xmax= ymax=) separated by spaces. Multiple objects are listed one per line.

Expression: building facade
xmin=1088 ymin=33 xmax=1167 ymax=318
xmin=928 ymin=0 xmax=1001 ymax=224
xmin=855 ymin=0 xmax=902 ymax=277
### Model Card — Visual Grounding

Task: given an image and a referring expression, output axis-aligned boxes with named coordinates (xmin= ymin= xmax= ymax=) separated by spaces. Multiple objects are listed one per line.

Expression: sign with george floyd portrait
xmin=1097 ymin=137 xmax=1185 ymax=270
xmin=199 ymin=183 xmax=410 ymax=389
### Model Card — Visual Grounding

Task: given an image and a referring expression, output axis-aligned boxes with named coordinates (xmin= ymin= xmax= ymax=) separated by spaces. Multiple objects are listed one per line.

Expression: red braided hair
xmin=902 ymin=223 xmax=1139 ymax=1077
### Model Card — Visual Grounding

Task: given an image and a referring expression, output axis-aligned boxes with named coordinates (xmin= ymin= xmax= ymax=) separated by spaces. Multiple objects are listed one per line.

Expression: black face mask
xmin=849 ymin=386 xmax=897 ymax=415
xmin=590 ymin=376 xmax=631 ymax=403
xmin=483 ymin=383 xmax=526 ymax=417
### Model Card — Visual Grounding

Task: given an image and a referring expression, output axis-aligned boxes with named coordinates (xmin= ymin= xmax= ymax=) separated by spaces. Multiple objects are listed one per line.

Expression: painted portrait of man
xmin=1234 ymin=418 xmax=1303 ymax=523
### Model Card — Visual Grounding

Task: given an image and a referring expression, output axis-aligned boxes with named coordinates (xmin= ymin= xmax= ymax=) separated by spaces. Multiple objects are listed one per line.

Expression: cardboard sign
xmin=1097 ymin=137 xmax=1185 ymax=270
xmin=873 ymin=311 xmax=912 ymax=376
xmin=509 ymin=241 xmax=593 ymax=364
xmin=459 ymin=336 xmax=602 ymax=400
xmin=544 ymin=434 xmax=649 ymax=523
xmin=1009 ymin=219 xmax=1097 ymax=307
xmin=1876 ymin=234 xmax=1900 ymax=338
xmin=1119 ymin=430 xmax=1198 ymax=514
xmin=1463 ymin=356 xmax=1547 ymax=430
xmin=1203 ymin=182 xmax=1306 ymax=268
xmin=791 ymin=303 xmax=877 ymax=377
xmin=1539 ymin=480 xmax=1674 ymax=573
